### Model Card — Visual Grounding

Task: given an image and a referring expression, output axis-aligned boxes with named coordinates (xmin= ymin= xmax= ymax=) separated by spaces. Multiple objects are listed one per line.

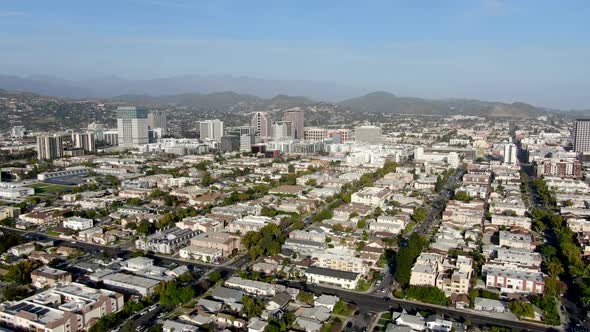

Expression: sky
xmin=0 ymin=0 xmax=589 ymax=109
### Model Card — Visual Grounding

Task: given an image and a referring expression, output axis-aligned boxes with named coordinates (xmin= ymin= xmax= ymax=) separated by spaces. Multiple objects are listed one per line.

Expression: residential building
xmin=503 ymin=143 xmax=517 ymax=165
xmin=71 ymin=132 xmax=96 ymax=152
xmin=316 ymin=252 xmax=368 ymax=275
xmin=63 ymin=216 xmax=93 ymax=231
xmin=534 ymin=158 xmax=583 ymax=179
xmin=31 ymin=266 xmax=72 ymax=288
xmin=135 ymin=227 xmax=196 ymax=254
xmin=304 ymin=266 xmax=360 ymax=290
xmin=225 ymin=277 xmax=275 ymax=296
xmin=0 ymin=283 xmax=124 ymax=332
xmin=102 ymin=273 xmax=161 ymax=296
xmin=573 ymin=119 xmax=590 ymax=153
xmin=117 ymin=106 xmax=149 ymax=147
xmin=188 ymin=232 xmax=241 ymax=257
xmin=351 ymin=187 xmax=392 ymax=207
xmin=36 ymin=134 xmax=63 ymax=159
xmin=251 ymin=112 xmax=272 ymax=138
xmin=482 ymin=264 xmax=545 ymax=294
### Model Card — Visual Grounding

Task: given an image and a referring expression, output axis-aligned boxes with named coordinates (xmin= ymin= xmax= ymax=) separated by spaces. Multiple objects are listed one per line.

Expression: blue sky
xmin=1 ymin=0 xmax=589 ymax=109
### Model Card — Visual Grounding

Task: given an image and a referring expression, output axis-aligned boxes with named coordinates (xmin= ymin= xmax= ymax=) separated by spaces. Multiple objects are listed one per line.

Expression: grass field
xmin=28 ymin=183 xmax=75 ymax=195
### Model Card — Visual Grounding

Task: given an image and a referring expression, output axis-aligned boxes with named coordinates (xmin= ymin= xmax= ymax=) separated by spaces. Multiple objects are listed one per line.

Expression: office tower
xmin=240 ymin=133 xmax=256 ymax=152
xmin=199 ymin=119 xmax=224 ymax=141
xmin=304 ymin=127 xmax=328 ymax=141
xmin=251 ymin=112 xmax=272 ymax=138
xmin=283 ymin=109 xmax=304 ymax=139
xmin=71 ymin=132 xmax=96 ymax=152
xmin=503 ymin=143 xmax=518 ymax=164
xmin=573 ymin=119 xmax=590 ymax=153
xmin=148 ymin=110 xmax=168 ymax=135
xmin=272 ymin=121 xmax=293 ymax=140
xmin=36 ymin=134 xmax=64 ymax=160
xmin=116 ymin=106 xmax=149 ymax=148
xmin=10 ymin=126 xmax=26 ymax=138
xmin=354 ymin=125 xmax=383 ymax=144
xmin=220 ymin=136 xmax=240 ymax=152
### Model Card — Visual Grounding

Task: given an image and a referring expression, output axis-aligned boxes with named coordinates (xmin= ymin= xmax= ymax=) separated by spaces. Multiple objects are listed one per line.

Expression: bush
xmin=509 ymin=300 xmax=534 ymax=318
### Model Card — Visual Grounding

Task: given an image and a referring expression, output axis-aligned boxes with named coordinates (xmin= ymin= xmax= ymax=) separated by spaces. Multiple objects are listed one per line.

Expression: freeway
xmin=283 ymin=281 xmax=559 ymax=332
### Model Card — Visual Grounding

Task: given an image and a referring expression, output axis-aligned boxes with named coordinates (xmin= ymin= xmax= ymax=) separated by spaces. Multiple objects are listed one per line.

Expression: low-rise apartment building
xmin=135 ymin=227 xmax=196 ymax=254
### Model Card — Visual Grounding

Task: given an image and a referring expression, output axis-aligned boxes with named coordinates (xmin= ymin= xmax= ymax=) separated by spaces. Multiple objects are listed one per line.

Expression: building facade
xmin=117 ymin=106 xmax=149 ymax=148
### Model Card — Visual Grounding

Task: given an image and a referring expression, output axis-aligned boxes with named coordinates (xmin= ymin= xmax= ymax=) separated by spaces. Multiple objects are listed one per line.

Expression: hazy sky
xmin=1 ymin=0 xmax=589 ymax=109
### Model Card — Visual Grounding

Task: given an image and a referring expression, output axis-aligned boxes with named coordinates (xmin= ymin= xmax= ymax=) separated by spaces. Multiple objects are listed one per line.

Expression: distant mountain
xmin=339 ymin=91 xmax=546 ymax=118
xmin=0 ymin=74 xmax=91 ymax=98
xmin=0 ymin=74 xmax=365 ymax=101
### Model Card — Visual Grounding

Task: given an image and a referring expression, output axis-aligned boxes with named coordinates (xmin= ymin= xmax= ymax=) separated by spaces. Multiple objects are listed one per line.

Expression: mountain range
xmin=0 ymin=74 xmax=582 ymax=118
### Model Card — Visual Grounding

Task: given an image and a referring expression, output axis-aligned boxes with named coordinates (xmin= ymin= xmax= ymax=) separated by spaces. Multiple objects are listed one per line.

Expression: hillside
xmin=339 ymin=91 xmax=547 ymax=118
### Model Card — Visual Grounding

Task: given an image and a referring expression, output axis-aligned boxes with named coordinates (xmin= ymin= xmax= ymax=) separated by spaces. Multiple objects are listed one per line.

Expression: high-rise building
xmin=503 ymin=143 xmax=518 ymax=164
xmin=71 ymin=132 xmax=96 ymax=152
xmin=10 ymin=126 xmax=26 ymax=138
xmin=283 ymin=110 xmax=304 ymax=139
xmin=272 ymin=121 xmax=292 ymax=140
xmin=116 ymin=106 xmax=149 ymax=148
xmin=220 ymin=136 xmax=240 ymax=152
xmin=355 ymin=125 xmax=383 ymax=144
xmin=251 ymin=112 xmax=272 ymax=138
xmin=573 ymin=119 xmax=590 ymax=153
xmin=148 ymin=110 xmax=168 ymax=135
xmin=240 ymin=133 xmax=256 ymax=152
xmin=199 ymin=119 xmax=224 ymax=141
xmin=103 ymin=130 xmax=119 ymax=146
xmin=36 ymin=134 xmax=64 ymax=159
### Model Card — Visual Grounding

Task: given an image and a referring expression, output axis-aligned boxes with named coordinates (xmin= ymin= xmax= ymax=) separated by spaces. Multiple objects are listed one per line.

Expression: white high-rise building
xmin=251 ymin=112 xmax=272 ymax=138
xmin=36 ymin=134 xmax=64 ymax=160
xmin=272 ymin=121 xmax=292 ymax=140
xmin=117 ymin=106 xmax=149 ymax=148
xmin=148 ymin=110 xmax=168 ymax=135
xmin=573 ymin=119 xmax=590 ymax=153
xmin=71 ymin=132 xmax=96 ymax=152
xmin=199 ymin=119 xmax=224 ymax=141
xmin=10 ymin=126 xmax=26 ymax=138
xmin=503 ymin=143 xmax=518 ymax=164
xmin=355 ymin=125 xmax=383 ymax=144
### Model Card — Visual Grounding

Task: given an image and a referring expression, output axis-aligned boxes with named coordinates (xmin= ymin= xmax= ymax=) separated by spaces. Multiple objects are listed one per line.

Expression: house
xmin=266 ymin=292 xmax=291 ymax=311
xmin=425 ymin=314 xmax=453 ymax=332
xmin=474 ymin=297 xmax=505 ymax=312
xmin=314 ymin=294 xmax=339 ymax=311
xmin=162 ymin=320 xmax=199 ymax=332
xmin=269 ymin=185 xmax=305 ymax=196
xmin=351 ymin=187 xmax=393 ymax=207
xmin=294 ymin=316 xmax=323 ymax=332
xmin=304 ymin=266 xmax=360 ymax=290
xmin=395 ymin=312 xmax=426 ymax=331
xmin=248 ymin=317 xmax=268 ymax=332
xmin=9 ymin=242 xmax=35 ymax=256
xmin=211 ymin=287 xmax=244 ymax=303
